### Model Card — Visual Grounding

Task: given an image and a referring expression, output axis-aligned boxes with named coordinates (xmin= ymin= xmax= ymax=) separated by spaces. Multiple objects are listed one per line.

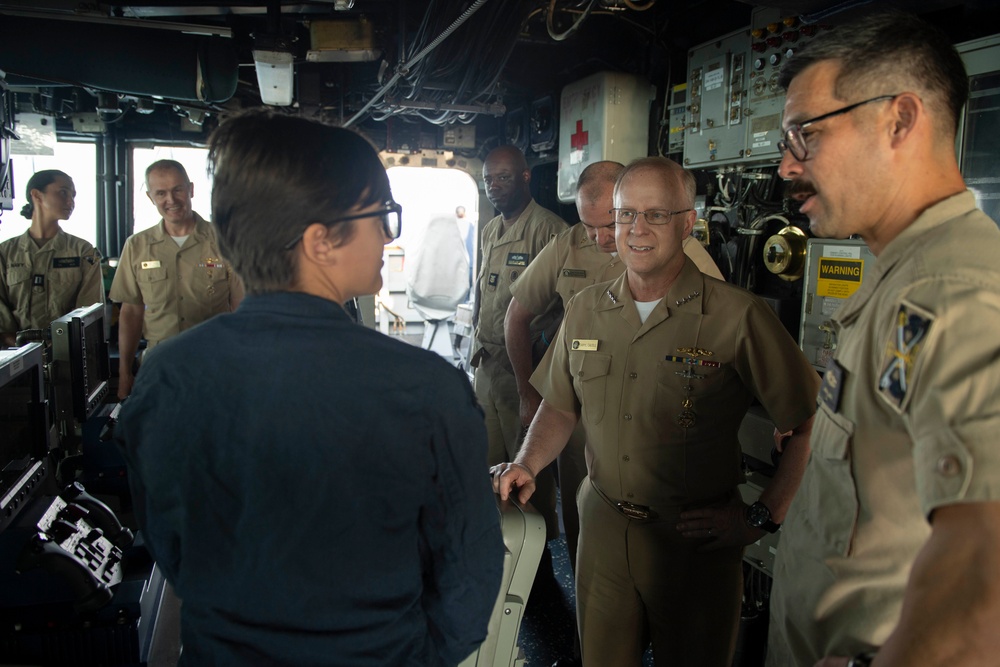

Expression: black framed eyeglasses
xmin=611 ymin=208 xmax=693 ymax=225
xmin=778 ymin=94 xmax=898 ymax=162
xmin=283 ymin=200 xmax=403 ymax=251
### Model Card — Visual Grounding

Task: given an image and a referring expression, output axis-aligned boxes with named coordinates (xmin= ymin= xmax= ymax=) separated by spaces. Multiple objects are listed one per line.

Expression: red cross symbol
xmin=571 ymin=120 xmax=589 ymax=151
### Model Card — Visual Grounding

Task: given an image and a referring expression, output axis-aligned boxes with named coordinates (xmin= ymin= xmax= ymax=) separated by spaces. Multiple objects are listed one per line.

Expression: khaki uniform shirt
xmin=768 ymin=192 xmax=1000 ymax=666
xmin=472 ymin=199 xmax=566 ymax=373
xmin=532 ymin=258 xmax=818 ymax=507
xmin=0 ymin=230 xmax=103 ymax=335
xmin=512 ymin=224 xmax=723 ymax=316
xmin=109 ymin=214 xmax=236 ymax=345
xmin=510 ymin=222 xmax=624 ymax=315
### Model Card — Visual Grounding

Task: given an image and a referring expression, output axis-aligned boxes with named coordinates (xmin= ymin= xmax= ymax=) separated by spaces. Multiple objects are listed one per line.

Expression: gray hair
xmin=615 ymin=157 xmax=696 ymax=209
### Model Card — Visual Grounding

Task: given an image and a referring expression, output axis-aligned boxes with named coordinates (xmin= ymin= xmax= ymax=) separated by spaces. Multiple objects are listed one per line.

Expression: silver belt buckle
xmin=617 ymin=501 xmax=651 ymax=520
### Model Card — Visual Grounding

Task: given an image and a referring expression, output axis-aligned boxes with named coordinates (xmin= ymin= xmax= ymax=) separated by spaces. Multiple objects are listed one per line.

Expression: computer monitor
xmin=50 ymin=303 xmax=111 ymax=423
xmin=0 ymin=342 xmax=50 ymax=534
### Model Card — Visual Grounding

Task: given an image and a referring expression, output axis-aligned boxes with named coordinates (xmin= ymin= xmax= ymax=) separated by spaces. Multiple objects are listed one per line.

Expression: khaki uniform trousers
xmin=576 ymin=479 xmax=743 ymax=667
xmin=560 ymin=421 xmax=587 ymax=570
xmin=474 ymin=354 xmax=559 ymax=540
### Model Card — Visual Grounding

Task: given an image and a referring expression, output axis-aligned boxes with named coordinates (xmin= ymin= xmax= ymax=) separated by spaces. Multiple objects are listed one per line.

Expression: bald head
xmin=485 ymin=145 xmax=528 ymax=173
xmin=577 ymin=160 xmax=624 ymax=208
xmin=483 ymin=145 xmax=531 ymax=219
xmin=614 ymin=157 xmax=695 ymax=209
xmin=576 ymin=161 xmax=623 ymax=253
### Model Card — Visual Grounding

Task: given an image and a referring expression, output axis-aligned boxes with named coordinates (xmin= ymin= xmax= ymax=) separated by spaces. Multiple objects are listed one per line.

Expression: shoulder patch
xmin=877 ymin=300 xmax=934 ymax=413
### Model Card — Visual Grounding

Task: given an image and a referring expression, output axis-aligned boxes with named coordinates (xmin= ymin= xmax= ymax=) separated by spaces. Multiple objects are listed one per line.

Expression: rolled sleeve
xmin=530 ymin=316 xmax=579 ymax=414
xmin=736 ymin=297 xmax=820 ymax=433
xmin=109 ymin=239 xmax=144 ymax=305
xmin=902 ymin=283 xmax=1000 ymax=515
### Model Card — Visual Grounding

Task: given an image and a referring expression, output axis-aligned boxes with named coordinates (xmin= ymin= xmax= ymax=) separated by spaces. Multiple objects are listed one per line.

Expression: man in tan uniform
xmin=505 ymin=160 xmax=724 ymax=573
xmin=767 ymin=12 xmax=1000 ymax=667
xmin=494 ymin=157 xmax=818 ymax=666
xmin=110 ymin=160 xmax=243 ymax=397
xmin=471 ymin=145 xmax=566 ymax=540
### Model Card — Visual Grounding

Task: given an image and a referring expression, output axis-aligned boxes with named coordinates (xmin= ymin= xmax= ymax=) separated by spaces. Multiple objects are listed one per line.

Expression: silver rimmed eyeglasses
xmin=283 ymin=200 xmax=403 ymax=250
xmin=778 ymin=94 xmax=898 ymax=162
xmin=581 ymin=220 xmax=616 ymax=231
xmin=611 ymin=208 xmax=693 ymax=225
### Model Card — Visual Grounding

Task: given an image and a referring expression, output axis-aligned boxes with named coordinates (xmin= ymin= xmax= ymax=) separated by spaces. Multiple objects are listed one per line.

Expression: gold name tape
xmin=571 ymin=339 xmax=599 ymax=351
xmin=141 ymin=260 xmax=161 ymax=269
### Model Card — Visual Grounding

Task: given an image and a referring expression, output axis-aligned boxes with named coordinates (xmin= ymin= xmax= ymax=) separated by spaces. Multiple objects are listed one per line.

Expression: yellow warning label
xmin=817 ymin=258 xmax=864 ymax=298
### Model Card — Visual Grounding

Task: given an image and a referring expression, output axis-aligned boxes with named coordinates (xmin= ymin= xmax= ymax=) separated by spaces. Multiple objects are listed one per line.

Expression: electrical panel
xmin=557 ymin=71 xmax=652 ymax=203
xmin=684 ymin=28 xmax=751 ymax=167
xmin=799 ymin=238 xmax=876 ymax=372
xmin=441 ymin=123 xmax=475 ymax=149
xmin=504 ymin=106 xmax=529 ymax=153
xmin=666 ymin=83 xmax=687 ymax=154
xmin=530 ymin=94 xmax=557 ymax=153
xmin=746 ymin=8 xmax=826 ymax=162
xmin=684 ymin=10 xmax=826 ymax=168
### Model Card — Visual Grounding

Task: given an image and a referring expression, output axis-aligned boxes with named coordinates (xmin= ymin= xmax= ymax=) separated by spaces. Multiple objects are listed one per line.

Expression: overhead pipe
xmin=343 ymin=0 xmax=493 ymax=128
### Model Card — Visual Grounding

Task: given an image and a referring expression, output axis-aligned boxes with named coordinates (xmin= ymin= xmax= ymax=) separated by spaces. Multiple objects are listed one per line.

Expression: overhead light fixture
xmin=135 ymin=98 xmax=156 ymax=115
xmin=253 ymin=49 xmax=294 ymax=106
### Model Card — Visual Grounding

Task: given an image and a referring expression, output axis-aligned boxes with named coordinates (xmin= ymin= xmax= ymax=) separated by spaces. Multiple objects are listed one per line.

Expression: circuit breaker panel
xmin=745 ymin=8 xmax=793 ymax=161
xmin=684 ymin=9 xmax=827 ymax=168
xmin=799 ymin=238 xmax=877 ymax=372
xmin=684 ymin=28 xmax=750 ymax=168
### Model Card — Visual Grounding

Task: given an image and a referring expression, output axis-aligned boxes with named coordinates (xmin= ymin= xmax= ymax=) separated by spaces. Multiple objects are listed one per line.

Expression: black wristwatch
xmin=745 ymin=501 xmax=781 ymax=533
xmin=847 ymin=650 xmax=877 ymax=667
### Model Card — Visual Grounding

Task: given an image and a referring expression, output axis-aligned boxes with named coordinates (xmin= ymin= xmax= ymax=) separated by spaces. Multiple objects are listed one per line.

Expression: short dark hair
xmin=145 ymin=159 xmax=190 ymax=187
xmin=778 ymin=10 xmax=968 ymax=136
xmin=207 ymin=109 xmax=390 ymax=294
xmin=20 ymin=169 xmax=72 ymax=219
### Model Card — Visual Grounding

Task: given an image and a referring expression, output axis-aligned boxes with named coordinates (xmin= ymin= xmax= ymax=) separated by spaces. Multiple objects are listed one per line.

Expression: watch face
xmin=748 ymin=502 xmax=771 ymax=527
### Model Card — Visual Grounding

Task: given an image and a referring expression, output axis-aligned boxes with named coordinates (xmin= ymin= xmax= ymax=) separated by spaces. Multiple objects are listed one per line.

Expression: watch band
xmin=847 ymin=650 xmax=877 ymax=667
xmin=746 ymin=500 xmax=781 ymax=533
xmin=758 ymin=516 xmax=781 ymax=533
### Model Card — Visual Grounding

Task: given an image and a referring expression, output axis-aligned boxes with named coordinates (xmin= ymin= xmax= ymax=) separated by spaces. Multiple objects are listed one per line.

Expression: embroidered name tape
xmin=506 ymin=252 xmax=529 ymax=267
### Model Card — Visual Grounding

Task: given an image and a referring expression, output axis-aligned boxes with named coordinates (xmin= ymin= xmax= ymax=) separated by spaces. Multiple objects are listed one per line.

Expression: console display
xmin=0 ymin=343 xmax=50 ymax=534
xmin=50 ymin=303 xmax=111 ymax=423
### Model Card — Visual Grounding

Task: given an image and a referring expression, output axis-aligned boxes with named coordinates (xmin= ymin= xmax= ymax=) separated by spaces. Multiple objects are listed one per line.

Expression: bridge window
xmin=131 ymin=146 xmax=211 ymax=233
xmin=2 ymin=142 xmax=97 ymax=245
